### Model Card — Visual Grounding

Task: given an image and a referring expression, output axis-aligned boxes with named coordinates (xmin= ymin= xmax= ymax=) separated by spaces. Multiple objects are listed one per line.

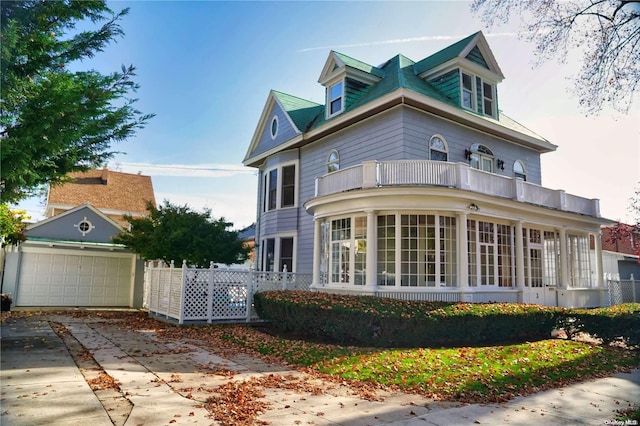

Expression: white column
xmin=312 ymin=217 xmax=321 ymax=287
xmin=593 ymin=230 xmax=604 ymax=287
xmin=457 ymin=212 xmax=468 ymax=289
xmin=559 ymin=227 xmax=569 ymax=288
xmin=366 ymin=210 xmax=377 ymax=289
xmin=515 ymin=221 xmax=525 ymax=288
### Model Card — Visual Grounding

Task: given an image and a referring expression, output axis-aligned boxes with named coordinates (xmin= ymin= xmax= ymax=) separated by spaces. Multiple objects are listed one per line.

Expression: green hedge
xmin=558 ymin=304 xmax=640 ymax=348
xmin=254 ymin=291 xmax=560 ymax=347
xmin=255 ymin=292 xmax=640 ymax=348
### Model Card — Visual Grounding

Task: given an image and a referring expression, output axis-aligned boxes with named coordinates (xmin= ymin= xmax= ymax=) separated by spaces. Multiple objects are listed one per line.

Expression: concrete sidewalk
xmin=1 ymin=313 xmax=638 ymax=425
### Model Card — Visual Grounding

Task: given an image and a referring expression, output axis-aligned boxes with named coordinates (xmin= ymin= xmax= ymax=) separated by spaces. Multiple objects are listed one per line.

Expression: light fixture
xmin=468 ymin=203 xmax=480 ymax=211
xmin=496 ymin=159 xmax=505 ymax=171
xmin=464 ymin=149 xmax=472 ymax=161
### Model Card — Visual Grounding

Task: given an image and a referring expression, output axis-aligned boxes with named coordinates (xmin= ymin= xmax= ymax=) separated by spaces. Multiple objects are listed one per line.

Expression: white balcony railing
xmin=314 ymin=160 xmax=600 ymax=217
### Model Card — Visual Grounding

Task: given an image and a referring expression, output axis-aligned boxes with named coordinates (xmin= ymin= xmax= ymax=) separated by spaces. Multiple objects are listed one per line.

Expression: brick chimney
xmin=101 ymin=167 xmax=109 ymax=185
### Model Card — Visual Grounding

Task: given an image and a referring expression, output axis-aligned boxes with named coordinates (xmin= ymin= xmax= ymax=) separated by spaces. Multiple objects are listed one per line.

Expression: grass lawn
xmin=213 ymin=323 xmax=640 ymax=403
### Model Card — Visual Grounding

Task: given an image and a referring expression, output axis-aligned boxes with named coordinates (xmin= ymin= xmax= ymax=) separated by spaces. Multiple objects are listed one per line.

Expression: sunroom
xmin=305 ymin=160 xmax=608 ymax=308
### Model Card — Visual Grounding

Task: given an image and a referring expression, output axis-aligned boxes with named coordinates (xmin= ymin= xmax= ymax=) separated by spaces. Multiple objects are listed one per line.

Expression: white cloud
xmin=298 ymin=32 xmax=521 ymax=52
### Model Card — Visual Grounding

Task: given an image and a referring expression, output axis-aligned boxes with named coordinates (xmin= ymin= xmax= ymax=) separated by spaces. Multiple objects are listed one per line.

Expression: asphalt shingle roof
xmin=48 ymin=169 xmax=156 ymax=215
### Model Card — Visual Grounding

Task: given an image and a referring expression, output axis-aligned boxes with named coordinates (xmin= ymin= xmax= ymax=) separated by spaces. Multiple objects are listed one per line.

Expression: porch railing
xmin=145 ymin=261 xmax=313 ymax=324
xmin=314 ymin=160 xmax=600 ymax=217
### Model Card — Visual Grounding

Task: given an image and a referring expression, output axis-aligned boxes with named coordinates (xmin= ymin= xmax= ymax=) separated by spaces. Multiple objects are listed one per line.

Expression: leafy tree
xmin=113 ymin=201 xmax=250 ymax=267
xmin=0 ymin=204 xmax=29 ymax=246
xmin=470 ymin=0 xmax=640 ymax=115
xmin=1 ymin=0 xmax=154 ymax=203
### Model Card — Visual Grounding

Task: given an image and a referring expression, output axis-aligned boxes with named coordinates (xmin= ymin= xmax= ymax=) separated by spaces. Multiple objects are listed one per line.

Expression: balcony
xmin=314 ymin=160 xmax=600 ymax=217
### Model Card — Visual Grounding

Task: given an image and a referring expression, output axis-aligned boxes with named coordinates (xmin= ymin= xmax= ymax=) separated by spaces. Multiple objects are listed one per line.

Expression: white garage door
xmin=17 ymin=250 xmax=133 ymax=307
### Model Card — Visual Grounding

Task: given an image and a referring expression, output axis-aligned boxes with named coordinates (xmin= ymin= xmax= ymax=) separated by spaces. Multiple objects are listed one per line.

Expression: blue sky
xmin=15 ymin=1 xmax=640 ymax=228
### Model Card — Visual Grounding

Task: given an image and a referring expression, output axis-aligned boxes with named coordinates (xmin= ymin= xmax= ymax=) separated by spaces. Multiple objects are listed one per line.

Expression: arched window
xmin=514 ymin=160 xmax=527 ymax=181
xmin=429 ymin=135 xmax=448 ymax=161
xmin=469 ymin=143 xmax=494 ymax=172
xmin=327 ymin=150 xmax=340 ymax=173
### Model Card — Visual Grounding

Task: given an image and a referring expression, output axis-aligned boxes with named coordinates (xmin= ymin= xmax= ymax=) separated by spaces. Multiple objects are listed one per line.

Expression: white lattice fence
xmin=145 ymin=263 xmax=312 ymax=324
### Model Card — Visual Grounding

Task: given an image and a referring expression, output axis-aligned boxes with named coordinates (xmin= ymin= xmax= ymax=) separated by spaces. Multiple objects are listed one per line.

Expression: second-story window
xmin=327 ymin=150 xmax=340 ymax=172
xmin=267 ymin=169 xmax=278 ymax=210
xmin=281 ymin=164 xmax=296 ymax=207
xmin=429 ymin=135 xmax=448 ymax=161
xmin=328 ymin=81 xmax=344 ymax=117
xmin=264 ymin=163 xmax=297 ymax=212
xmin=469 ymin=143 xmax=494 ymax=173
xmin=514 ymin=160 xmax=527 ymax=181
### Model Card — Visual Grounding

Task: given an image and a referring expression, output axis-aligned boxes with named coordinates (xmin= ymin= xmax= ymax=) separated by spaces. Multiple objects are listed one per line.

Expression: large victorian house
xmin=243 ymin=32 xmax=608 ymax=308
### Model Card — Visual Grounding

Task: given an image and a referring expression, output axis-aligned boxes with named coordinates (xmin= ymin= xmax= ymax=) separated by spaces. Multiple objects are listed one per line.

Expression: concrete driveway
xmin=1 ymin=311 xmax=638 ymax=425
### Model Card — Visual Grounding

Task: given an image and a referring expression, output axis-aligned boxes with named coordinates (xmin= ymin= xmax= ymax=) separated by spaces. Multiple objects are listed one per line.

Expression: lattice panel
xmin=183 ymin=269 xmax=210 ymax=320
xmin=608 ymin=280 xmax=640 ymax=305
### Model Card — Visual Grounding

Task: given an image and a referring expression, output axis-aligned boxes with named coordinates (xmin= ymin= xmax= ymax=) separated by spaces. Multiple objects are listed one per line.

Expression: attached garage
xmin=2 ymin=204 xmax=144 ymax=308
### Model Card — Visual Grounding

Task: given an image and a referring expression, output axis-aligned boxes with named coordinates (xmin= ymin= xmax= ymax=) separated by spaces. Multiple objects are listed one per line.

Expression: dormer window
xmin=482 ymin=82 xmax=495 ymax=117
xmin=328 ymin=81 xmax=344 ymax=117
xmin=459 ymin=70 xmax=497 ymax=118
xmin=461 ymin=72 xmax=474 ymax=110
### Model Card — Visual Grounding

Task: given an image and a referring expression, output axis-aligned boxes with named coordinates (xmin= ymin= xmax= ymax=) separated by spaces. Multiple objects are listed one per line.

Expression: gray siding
xmin=26 ymin=207 xmax=121 ymax=243
xmin=257 ymin=106 xmax=543 ymax=272
xmin=251 ymin=102 xmax=300 ymax=158
xmin=402 ymin=108 xmax=541 ymax=184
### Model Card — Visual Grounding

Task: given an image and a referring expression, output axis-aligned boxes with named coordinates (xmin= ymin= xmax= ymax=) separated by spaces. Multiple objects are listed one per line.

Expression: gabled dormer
xmin=318 ymin=51 xmax=384 ymax=119
xmin=414 ymin=31 xmax=504 ymax=119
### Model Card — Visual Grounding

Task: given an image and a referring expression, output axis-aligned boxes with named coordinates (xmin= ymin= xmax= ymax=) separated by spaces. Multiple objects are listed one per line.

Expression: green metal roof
xmin=333 ymin=51 xmax=384 ymax=78
xmin=256 ymin=33 xmax=548 ymax=150
xmin=272 ymin=91 xmax=323 ymax=132
xmin=413 ymin=31 xmax=480 ymax=75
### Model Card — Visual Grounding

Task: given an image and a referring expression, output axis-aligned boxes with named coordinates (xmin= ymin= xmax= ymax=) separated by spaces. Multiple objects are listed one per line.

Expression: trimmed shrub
xmin=254 ymin=291 xmax=561 ymax=347
xmin=559 ymin=304 xmax=640 ymax=348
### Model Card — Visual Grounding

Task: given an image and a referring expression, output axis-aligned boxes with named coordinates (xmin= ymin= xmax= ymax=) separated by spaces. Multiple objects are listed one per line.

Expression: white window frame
xmin=270 ymin=115 xmax=279 ymax=139
xmin=469 ymin=143 xmax=494 ymax=173
xmin=327 ymin=149 xmax=340 ymax=173
xmin=262 ymin=161 xmax=299 ymax=212
xmin=514 ymin=160 xmax=527 ymax=181
xmin=327 ymin=79 xmax=344 ymax=118
xmin=460 ymin=71 xmax=475 ymax=111
xmin=429 ymin=134 xmax=448 ymax=161
xmin=261 ymin=234 xmax=297 ymax=272
xmin=482 ymin=81 xmax=495 ymax=118
xmin=327 ymin=215 xmax=367 ymax=285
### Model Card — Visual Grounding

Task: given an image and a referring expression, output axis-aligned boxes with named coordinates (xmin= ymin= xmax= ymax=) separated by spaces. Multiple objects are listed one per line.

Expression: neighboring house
xmin=46 ymin=168 xmax=156 ymax=227
xmin=243 ymin=31 xmax=609 ymax=308
xmin=1 ymin=168 xmax=156 ymax=308
xmin=599 ymin=224 xmax=640 ymax=280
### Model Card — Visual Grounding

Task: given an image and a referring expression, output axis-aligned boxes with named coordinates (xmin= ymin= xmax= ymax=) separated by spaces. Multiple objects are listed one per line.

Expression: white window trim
xmin=263 ymin=160 xmax=299 ymax=212
xmin=429 ymin=134 xmax=448 ymax=161
xmin=327 ymin=149 xmax=340 ymax=173
xmin=327 ymin=79 xmax=345 ymax=118
xmin=514 ymin=160 xmax=527 ymax=180
xmin=469 ymin=143 xmax=494 ymax=173
xmin=261 ymin=233 xmax=297 ymax=273
xmin=459 ymin=70 xmax=497 ymax=119
xmin=481 ymin=81 xmax=496 ymax=118
xmin=327 ymin=214 xmax=366 ymax=285
xmin=460 ymin=70 xmax=476 ymax=111
xmin=270 ymin=115 xmax=279 ymax=140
